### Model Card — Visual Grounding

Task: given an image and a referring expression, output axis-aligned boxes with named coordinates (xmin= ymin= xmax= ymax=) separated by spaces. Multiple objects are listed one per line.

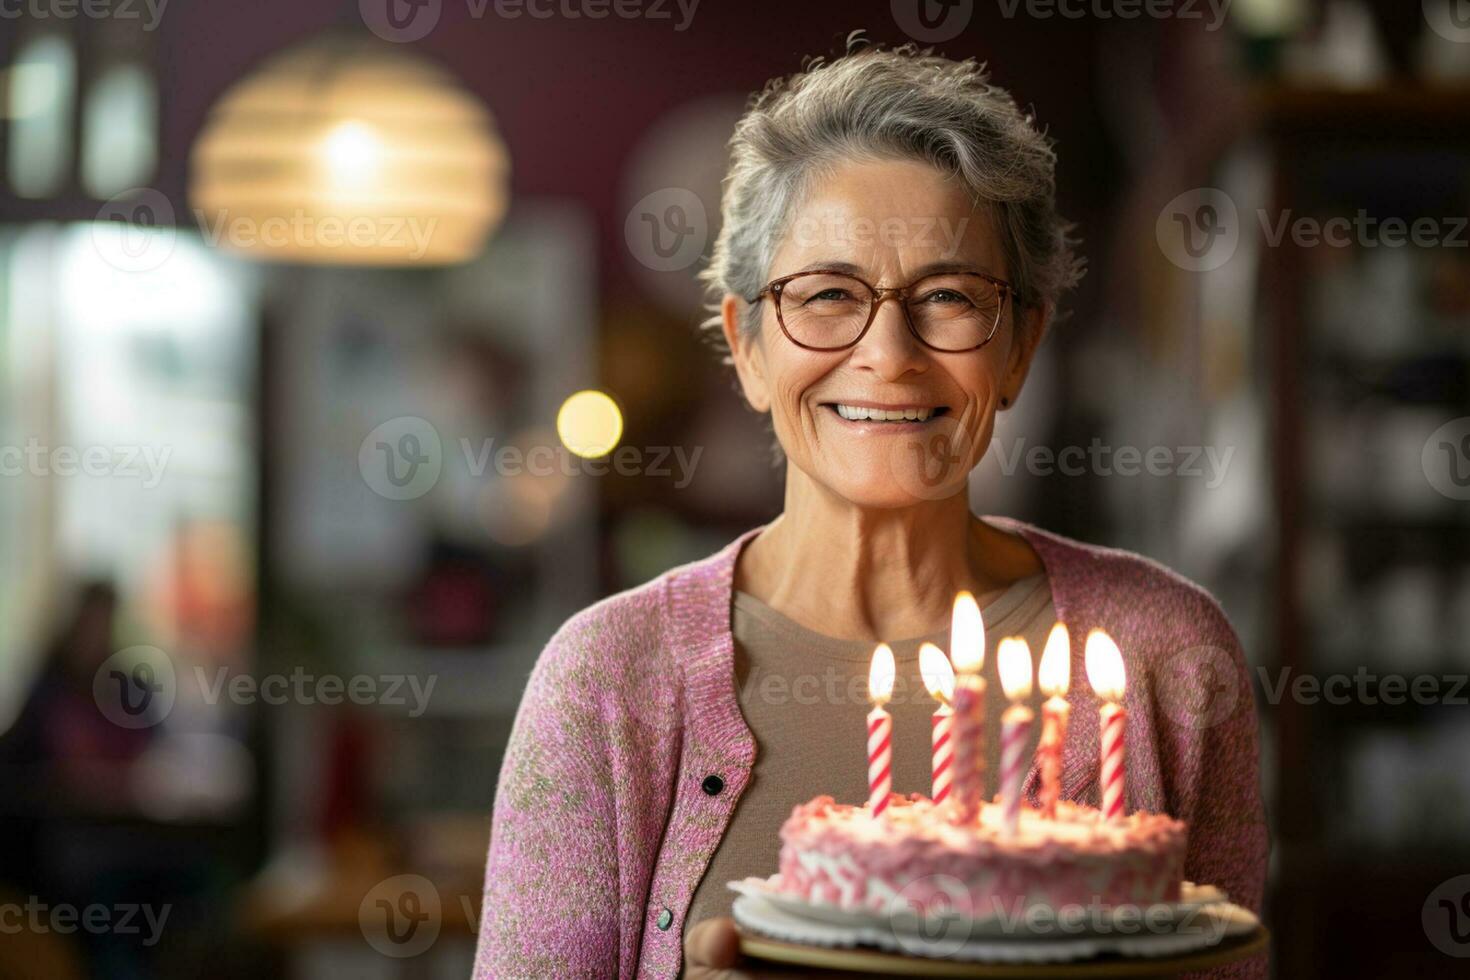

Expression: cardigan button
xmin=656 ymin=907 xmax=672 ymax=930
xmin=701 ymin=773 xmax=725 ymax=796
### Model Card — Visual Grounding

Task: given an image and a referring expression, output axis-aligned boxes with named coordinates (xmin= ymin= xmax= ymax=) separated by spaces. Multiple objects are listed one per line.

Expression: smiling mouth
xmin=824 ymin=403 xmax=949 ymax=423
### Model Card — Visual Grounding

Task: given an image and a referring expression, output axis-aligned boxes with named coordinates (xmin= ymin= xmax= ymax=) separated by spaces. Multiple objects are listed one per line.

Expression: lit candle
xmin=1085 ymin=629 xmax=1127 ymax=821
xmin=949 ymin=592 xmax=986 ymax=824
xmin=997 ymin=637 xmax=1034 ymax=837
xmin=919 ymin=642 xmax=956 ymax=806
xmin=1037 ymin=623 xmax=1071 ymax=819
xmin=866 ymin=643 xmax=896 ymax=819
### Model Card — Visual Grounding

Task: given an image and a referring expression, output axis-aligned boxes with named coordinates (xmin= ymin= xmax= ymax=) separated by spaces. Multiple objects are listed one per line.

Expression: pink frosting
xmin=776 ymin=793 xmax=1187 ymax=918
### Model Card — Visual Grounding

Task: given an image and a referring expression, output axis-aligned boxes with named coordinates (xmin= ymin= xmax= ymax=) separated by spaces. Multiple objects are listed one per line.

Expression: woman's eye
xmin=919 ymin=289 xmax=972 ymax=306
xmin=808 ymin=289 xmax=853 ymax=302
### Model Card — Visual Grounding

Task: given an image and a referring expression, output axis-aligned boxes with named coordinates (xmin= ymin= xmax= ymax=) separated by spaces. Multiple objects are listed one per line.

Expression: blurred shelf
xmin=370 ymin=643 xmax=542 ymax=720
xmin=1275 ymin=842 xmax=1470 ymax=889
xmin=1295 ymin=690 xmax=1470 ymax=727
xmin=1256 ymin=83 xmax=1470 ymax=133
xmin=1304 ymin=511 xmax=1468 ymax=535
xmin=1253 ymin=81 xmax=1470 ymax=980
xmin=1315 ymin=343 xmax=1470 ymax=365
xmin=1312 ymin=350 xmax=1470 ymax=403
xmin=240 ymin=833 xmax=481 ymax=942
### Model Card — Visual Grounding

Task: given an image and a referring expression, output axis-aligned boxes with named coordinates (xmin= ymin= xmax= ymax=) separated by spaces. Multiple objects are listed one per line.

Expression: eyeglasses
xmin=748 ymin=269 xmax=1013 ymax=353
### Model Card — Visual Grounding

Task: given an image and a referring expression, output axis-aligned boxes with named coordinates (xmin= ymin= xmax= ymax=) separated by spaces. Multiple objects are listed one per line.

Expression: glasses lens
xmin=778 ymin=273 xmax=872 ymax=349
xmin=905 ymin=274 xmax=1003 ymax=351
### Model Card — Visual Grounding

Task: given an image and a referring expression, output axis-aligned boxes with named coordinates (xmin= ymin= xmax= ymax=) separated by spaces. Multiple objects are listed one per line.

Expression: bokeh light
xmin=556 ymin=389 xmax=623 ymax=459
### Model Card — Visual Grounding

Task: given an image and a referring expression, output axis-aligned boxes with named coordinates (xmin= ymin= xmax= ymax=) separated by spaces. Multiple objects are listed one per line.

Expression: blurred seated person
xmin=0 ymin=582 xmax=188 ymax=979
xmin=0 ymin=582 xmax=160 ymax=882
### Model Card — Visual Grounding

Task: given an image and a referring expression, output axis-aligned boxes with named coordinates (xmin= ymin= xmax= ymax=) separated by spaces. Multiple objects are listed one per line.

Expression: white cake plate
xmin=729 ymin=879 xmax=1261 ymax=967
xmin=729 ymin=876 xmax=1231 ymax=942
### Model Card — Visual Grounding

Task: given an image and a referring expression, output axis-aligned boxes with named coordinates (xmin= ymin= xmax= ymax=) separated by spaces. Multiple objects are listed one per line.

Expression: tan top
xmin=685 ymin=574 xmax=1056 ymax=933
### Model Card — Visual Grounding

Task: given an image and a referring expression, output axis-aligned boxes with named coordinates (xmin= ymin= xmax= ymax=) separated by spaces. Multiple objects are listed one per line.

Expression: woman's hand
xmin=682 ymin=917 xmax=868 ymax=979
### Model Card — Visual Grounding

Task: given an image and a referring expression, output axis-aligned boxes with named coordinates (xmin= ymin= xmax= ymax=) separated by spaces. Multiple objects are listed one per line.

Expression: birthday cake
xmin=774 ymin=793 xmax=1187 ymax=917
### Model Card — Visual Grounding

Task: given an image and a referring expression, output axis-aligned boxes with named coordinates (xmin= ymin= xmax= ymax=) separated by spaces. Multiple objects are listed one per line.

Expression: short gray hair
xmin=699 ymin=39 xmax=1083 ymax=356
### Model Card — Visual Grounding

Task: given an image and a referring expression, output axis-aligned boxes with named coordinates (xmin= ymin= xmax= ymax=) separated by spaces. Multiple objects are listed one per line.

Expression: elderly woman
xmin=474 ymin=43 xmax=1267 ymax=980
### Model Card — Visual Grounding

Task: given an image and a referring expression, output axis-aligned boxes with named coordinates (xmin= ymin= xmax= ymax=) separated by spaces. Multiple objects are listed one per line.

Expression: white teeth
xmin=834 ymin=404 xmax=935 ymax=422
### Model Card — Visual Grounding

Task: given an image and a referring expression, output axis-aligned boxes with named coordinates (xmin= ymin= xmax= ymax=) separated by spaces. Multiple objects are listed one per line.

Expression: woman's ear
xmin=999 ymin=304 xmax=1048 ymax=409
xmin=721 ymin=294 xmax=771 ymax=413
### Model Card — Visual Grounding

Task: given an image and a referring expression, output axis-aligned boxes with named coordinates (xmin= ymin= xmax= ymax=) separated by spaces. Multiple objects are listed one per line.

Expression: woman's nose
xmin=847 ymin=298 xmax=929 ymax=380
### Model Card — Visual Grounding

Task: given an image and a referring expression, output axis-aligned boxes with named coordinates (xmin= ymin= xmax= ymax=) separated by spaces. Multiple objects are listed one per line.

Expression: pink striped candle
xmin=1037 ymin=623 xmax=1071 ymax=819
xmin=866 ymin=644 xmax=896 ymax=819
xmin=948 ymin=593 xmax=986 ymax=824
xmin=919 ymin=642 xmax=956 ymax=805
xmin=997 ymin=637 xmax=1035 ymax=837
xmin=1085 ymin=630 xmax=1128 ymax=821
xmin=1099 ymin=701 xmax=1125 ymax=820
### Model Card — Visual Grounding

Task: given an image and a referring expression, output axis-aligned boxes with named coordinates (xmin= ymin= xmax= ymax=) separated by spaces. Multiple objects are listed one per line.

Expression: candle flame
xmin=868 ymin=643 xmax=896 ymax=705
xmin=950 ymin=591 xmax=985 ymax=673
xmin=1039 ymin=622 xmax=1070 ymax=697
xmin=997 ymin=637 xmax=1033 ymax=702
xmin=1084 ymin=629 xmax=1126 ymax=702
xmin=918 ymin=642 xmax=955 ymax=705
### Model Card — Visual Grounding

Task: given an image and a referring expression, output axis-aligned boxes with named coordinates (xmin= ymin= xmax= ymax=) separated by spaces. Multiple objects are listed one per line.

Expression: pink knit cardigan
xmin=474 ymin=518 xmax=1269 ymax=978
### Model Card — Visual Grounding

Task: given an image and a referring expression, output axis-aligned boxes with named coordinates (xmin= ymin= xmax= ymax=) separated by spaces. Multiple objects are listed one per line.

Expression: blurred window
xmin=81 ymin=63 xmax=157 ymax=198
xmin=6 ymin=34 xmax=76 ymax=199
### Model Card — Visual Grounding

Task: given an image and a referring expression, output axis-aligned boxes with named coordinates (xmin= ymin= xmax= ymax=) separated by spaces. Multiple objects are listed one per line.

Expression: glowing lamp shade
xmin=868 ymin=643 xmax=896 ymax=706
xmin=1085 ymin=629 xmax=1127 ymax=702
xmin=997 ymin=637 xmax=1034 ymax=702
xmin=188 ymin=36 xmax=509 ymax=265
xmin=918 ymin=642 xmax=955 ymax=705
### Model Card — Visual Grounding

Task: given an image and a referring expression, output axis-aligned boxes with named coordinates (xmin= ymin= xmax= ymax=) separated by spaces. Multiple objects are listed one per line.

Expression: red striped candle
xmin=1037 ymin=623 xmax=1071 ymax=819
xmin=1038 ymin=698 xmax=1070 ymax=818
xmin=931 ymin=708 xmax=954 ymax=804
xmin=948 ymin=593 xmax=986 ymax=824
xmin=919 ymin=642 xmax=956 ymax=806
xmin=866 ymin=644 xmax=896 ymax=819
xmin=1085 ymin=630 xmax=1128 ymax=821
xmin=997 ymin=637 xmax=1034 ymax=837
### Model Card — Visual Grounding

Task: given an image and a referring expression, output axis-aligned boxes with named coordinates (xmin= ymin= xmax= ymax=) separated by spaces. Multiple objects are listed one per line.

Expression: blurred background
xmin=0 ymin=0 xmax=1468 ymax=976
